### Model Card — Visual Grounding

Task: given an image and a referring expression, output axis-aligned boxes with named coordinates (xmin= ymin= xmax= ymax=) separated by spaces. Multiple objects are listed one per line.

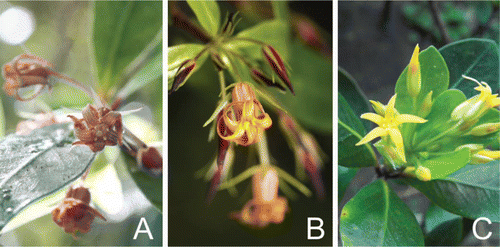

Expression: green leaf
xmin=117 ymin=50 xmax=162 ymax=100
xmin=339 ymin=166 xmax=357 ymax=203
xmin=439 ymin=39 xmax=499 ymax=98
xmin=407 ymin=161 xmax=499 ymax=222
xmin=93 ymin=1 xmax=162 ymax=89
xmin=230 ymin=20 xmax=290 ymax=60
xmin=168 ymin=44 xmax=209 ymax=90
xmin=424 ymin=203 xmax=463 ymax=246
xmin=274 ymin=41 xmax=331 ymax=132
xmin=395 ymin=46 xmax=449 ymax=115
xmin=0 ymin=123 xmax=95 ymax=230
xmin=413 ymin=89 xmax=466 ymax=148
xmin=339 ymin=68 xmax=371 ymax=130
xmin=339 ymin=94 xmax=376 ymax=167
xmin=187 ymin=0 xmax=220 ymax=38
xmin=340 ymin=180 xmax=425 ymax=246
xmin=421 ymin=148 xmax=470 ymax=180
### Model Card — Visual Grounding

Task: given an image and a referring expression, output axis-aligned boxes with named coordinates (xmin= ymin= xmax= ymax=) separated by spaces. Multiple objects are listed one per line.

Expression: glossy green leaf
xmin=339 ymin=94 xmax=376 ymax=168
xmin=407 ymin=161 xmax=499 ymax=222
xmin=424 ymin=203 xmax=463 ymax=246
xmin=339 ymin=166 xmax=357 ymax=203
xmin=0 ymin=123 xmax=96 ymax=230
xmin=229 ymin=20 xmax=290 ymax=60
xmin=168 ymin=44 xmax=208 ymax=90
xmin=340 ymin=180 xmax=425 ymax=246
xmin=187 ymin=0 xmax=220 ymax=38
xmin=440 ymin=39 xmax=499 ymax=98
xmin=93 ymin=1 xmax=161 ymax=89
xmin=421 ymin=148 xmax=470 ymax=180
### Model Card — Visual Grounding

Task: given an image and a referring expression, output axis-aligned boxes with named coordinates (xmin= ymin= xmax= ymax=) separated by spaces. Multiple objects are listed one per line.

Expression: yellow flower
xmin=217 ymin=83 xmax=272 ymax=146
xmin=355 ymin=94 xmax=427 ymax=162
xmin=465 ymin=75 xmax=500 ymax=108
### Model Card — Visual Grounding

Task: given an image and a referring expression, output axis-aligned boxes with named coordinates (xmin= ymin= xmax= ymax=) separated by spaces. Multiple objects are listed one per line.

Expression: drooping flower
xmin=356 ymin=94 xmax=427 ymax=162
xmin=230 ymin=167 xmax=288 ymax=228
xmin=217 ymin=83 xmax=272 ymax=146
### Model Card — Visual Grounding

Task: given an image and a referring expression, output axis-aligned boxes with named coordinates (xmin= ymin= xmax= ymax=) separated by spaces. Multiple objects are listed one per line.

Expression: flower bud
xmin=451 ymin=98 xmax=474 ymax=121
xmin=455 ymin=144 xmax=484 ymax=154
xmin=262 ymin=45 xmax=294 ymax=95
xmin=419 ymin=91 xmax=433 ymax=118
xmin=137 ymin=147 xmax=162 ymax=178
xmin=407 ymin=44 xmax=421 ymax=99
xmin=416 ymin=166 xmax=431 ymax=181
xmin=466 ymin=123 xmax=500 ymax=136
xmin=476 ymin=149 xmax=500 ymax=159
xmin=169 ymin=59 xmax=196 ymax=95
xmin=251 ymin=68 xmax=286 ymax=92
xmin=470 ymin=153 xmax=495 ymax=165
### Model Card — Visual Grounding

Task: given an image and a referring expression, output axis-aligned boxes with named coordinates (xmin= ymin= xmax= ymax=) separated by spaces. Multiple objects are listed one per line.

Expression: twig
xmin=428 ymin=1 xmax=451 ymax=44
xmin=170 ymin=1 xmax=211 ymax=44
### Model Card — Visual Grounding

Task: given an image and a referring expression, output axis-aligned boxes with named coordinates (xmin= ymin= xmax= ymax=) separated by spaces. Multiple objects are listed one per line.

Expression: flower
xmin=52 ymin=185 xmax=106 ymax=239
xmin=230 ymin=167 xmax=288 ymax=228
xmin=452 ymin=76 xmax=500 ymax=123
xmin=217 ymin=83 xmax=272 ymax=146
xmin=356 ymin=94 xmax=427 ymax=162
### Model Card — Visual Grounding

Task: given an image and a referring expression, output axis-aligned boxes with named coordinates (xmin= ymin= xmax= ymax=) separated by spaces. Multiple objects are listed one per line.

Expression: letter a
xmin=133 ymin=217 xmax=153 ymax=240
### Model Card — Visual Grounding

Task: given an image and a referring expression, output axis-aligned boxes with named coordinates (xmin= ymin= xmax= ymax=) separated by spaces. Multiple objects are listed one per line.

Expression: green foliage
xmin=187 ymin=0 xmax=221 ymax=38
xmin=340 ymin=180 xmax=425 ymax=246
xmin=93 ymin=1 xmax=161 ymax=91
xmin=338 ymin=166 xmax=357 ymax=203
xmin=0 ymin=124 xmax=95 ymax=230
xmin=407 ymin=162 xmax=499 ymax=222
xmin=424 ymin=203 xmax=463 ymax=246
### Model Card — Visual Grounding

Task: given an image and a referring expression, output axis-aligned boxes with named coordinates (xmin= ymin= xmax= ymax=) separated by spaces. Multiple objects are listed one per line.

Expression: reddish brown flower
xmin=68 ymin=104 xmax=123 ymax=152
xmin=2 ymin=54 xmax=55 ymax=101
xmin=52 ymin=185 xmax=106 ymax=239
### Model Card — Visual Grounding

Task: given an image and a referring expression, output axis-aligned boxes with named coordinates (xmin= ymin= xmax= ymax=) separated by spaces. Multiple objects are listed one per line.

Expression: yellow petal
xmin=355 ymin=127 xmax=387 ymax=146
xmin=477 ymin=150 xmax=500 ymax=159
xmin=369 ymin=100 xmax=386 ymax=116
xmin=487 ymin=96 xmax=500 ymax=108
xmin=387 ymin=128 xmax=406 ymax=162
xmin=396 ymin=114 xmax=427 ymax=124
xmin=254 ymin=113 xmax=272 ymax=129
xmin=360 ymin=113 xmax=383 ymax=125
xmin=223 ymin=125 xmax=246 ymax=141
xmin=385 ymin=94 xmax=397 ymax=117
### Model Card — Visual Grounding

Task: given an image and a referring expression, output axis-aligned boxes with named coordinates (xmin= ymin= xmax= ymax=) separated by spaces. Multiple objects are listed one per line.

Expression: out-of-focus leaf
xmin=117 ymin=50 xmax=162 ymax=100
xmin=275 ymin=41 xmax=331 ymax=132
xmin=0 ymin=123 xmax=95 ymax=230
xmin=186 ymin=0 xmax=220 ymax=38
xmin=425 ymin=203 xmax=463 ymax=246
xmin=229 ymin=20 xmax=290 ymax=60
xmin=439 ymin=39 xmax=499 ymax=98
xmin=93 ymin=1 xmax=161 ymax=90
xmin=407 ymin=162 xmax=499 ymax=222
xmin=340 ymin=179 xmax=425 ymax=246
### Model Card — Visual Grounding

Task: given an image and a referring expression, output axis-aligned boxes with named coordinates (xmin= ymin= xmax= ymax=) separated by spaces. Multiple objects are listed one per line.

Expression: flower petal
xmin=369 ymin=100 xmax=386 ymax=116
xmin=355 ymin=127 xmax=387 ymax=146
xmin=387 ymin=128 xmax=406 ymax=162
xmin=396 ymin=114 xmax=427 ymax=124
xmin=360 ymin=113 xmax=383 ymax=125
xmin=385 ymin=94 xmax=397 ymax=117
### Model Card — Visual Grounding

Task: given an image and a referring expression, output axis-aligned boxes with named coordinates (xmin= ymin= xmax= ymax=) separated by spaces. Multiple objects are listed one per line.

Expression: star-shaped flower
xmin=464 ymin=75 xmax=500 ymax=108
xmin=355 ymin=94 xmax=427 ymax=162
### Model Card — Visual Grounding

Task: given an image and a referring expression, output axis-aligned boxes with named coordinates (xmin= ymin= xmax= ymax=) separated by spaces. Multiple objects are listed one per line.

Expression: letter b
xmin=307 ymin=217 xmax=324 ymax=240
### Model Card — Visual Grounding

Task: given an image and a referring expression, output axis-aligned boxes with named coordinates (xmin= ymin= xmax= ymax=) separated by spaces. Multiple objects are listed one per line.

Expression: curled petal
xmin=355 ymin=127 xmax=387 ymax=146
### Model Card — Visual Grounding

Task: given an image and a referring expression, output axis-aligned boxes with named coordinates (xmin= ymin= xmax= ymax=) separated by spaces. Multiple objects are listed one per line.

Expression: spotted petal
xmin=355 ymin=127 xmax=387 ymax=146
